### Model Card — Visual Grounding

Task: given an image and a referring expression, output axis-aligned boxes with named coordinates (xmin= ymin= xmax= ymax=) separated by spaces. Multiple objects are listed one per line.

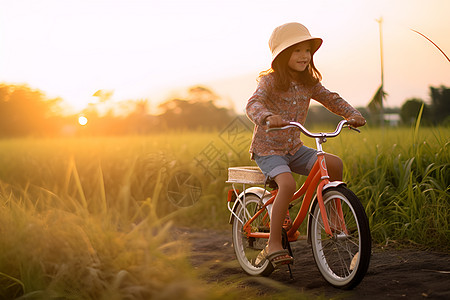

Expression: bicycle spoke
xmin=243 ymin=205 xmax=252 ymax=222
xmin=321 ymin=240 xmax=352 ymax=277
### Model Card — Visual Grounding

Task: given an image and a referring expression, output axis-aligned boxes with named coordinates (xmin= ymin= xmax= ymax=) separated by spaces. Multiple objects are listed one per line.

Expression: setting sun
xmin=78 ymin=116 xmax=88 ymax=126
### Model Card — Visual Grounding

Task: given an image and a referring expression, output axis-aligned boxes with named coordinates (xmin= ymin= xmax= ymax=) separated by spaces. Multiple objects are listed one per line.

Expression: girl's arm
xmin=246 ymin=98 xmax=273 ymax=126
xmin=312 ymin=83 xmax=366 ymax=127
xmin=246 ymin=77 xmax=274 ymax=126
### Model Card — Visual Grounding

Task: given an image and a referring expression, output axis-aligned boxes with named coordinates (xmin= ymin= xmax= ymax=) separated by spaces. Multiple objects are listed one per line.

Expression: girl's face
xmin=287 ymin=42 xmax=311 ymax=72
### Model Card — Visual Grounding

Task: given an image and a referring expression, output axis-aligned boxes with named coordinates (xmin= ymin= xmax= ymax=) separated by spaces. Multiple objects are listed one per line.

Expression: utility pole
xmin=376 ymin=17 xmax=385 ymax=127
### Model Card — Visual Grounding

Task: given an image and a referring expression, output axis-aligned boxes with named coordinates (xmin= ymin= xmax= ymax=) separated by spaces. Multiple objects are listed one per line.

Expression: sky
xmin=1 ymin=0 xmax=449 ymax=115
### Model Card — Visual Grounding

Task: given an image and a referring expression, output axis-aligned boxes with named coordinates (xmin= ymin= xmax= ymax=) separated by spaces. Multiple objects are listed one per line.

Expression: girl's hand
xmin=347 ymin=115 xmax=366 ymax=127
xmin=265 ymin=115 xmax=290 ymax=128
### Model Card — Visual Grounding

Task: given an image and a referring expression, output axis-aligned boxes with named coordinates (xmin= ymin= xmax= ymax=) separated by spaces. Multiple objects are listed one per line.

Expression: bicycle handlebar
xmin=266 ymin=120 xmax=360 ymax=138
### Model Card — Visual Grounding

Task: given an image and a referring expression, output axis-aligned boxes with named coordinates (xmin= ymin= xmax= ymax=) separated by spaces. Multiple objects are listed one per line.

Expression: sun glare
xmin=78 ymin=116 xmax=88 ymax=126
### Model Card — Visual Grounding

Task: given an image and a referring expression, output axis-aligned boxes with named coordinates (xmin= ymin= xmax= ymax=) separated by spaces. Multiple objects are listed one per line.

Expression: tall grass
xmin=325 ymin=125 xmax=449 ymax=250
xmin=0 ymin=134 xmax=222 ymax=299
xmin=0 ymin=152 xmax=211 ymax=299
xmin=0 ymin=134 xmax=325 ymax=299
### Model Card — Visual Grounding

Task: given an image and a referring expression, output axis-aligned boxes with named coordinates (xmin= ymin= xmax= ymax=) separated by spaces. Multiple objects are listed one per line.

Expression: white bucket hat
xmin=269 ymin=22 xmax=323 ymax=66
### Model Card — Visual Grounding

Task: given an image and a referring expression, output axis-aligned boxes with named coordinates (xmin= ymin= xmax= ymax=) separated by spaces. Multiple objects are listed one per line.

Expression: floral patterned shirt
xmin=246 ymin=73 xmax=362 ymax=157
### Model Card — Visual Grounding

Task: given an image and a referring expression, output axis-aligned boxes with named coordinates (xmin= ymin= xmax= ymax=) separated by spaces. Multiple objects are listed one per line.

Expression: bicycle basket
xmin=227 ymin=166 xmax=266 ymax=185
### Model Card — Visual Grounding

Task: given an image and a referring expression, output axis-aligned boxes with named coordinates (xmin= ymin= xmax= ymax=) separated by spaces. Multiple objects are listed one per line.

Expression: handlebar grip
xmin=350 ymin=126 xmax=361 ymax=133
xmin=345 ymin=125 xmax=361 ymax=133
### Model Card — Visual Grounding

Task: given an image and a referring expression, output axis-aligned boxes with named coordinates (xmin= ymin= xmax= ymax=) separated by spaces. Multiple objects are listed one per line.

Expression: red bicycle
xmin=227 ymin=120 xmax=371 ymax=289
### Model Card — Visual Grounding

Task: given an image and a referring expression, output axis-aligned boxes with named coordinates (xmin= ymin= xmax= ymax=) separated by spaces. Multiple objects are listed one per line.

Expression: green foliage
xmin=430 ymin=85 xmax=450 ymax=124
xmin=158 ymin=98 xmax=233 ymax=130
xmin=2 ymin=82 xmax=449 ymax=138
xmin=157 ymin=86 xmax=234 ymax=130
xmin=400 ymin=98 xmax=429 ymax=125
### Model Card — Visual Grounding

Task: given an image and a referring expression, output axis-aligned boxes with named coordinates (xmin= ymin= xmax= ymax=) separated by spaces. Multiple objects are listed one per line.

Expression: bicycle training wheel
xmin=231 ymin=194 xmax=274 ymax=276
xmin=309 ymin=186 xmax=371 ymax=289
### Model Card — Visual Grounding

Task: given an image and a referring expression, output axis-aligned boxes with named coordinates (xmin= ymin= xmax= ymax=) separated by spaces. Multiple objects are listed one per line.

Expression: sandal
xmin=350 ymin=252 xmax=359 ymax=271
xmin=267 ymin=250 xmax=294 ymax=267
xmin=254 ymin=246 xmax=293 ymax=267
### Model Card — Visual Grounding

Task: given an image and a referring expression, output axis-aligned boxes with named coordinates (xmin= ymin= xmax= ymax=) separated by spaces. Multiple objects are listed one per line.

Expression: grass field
xmin=0 ymin=124 xmax=448 ymax=298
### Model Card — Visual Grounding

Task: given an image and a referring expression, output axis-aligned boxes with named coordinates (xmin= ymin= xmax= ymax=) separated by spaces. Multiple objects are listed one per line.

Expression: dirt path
xmin=175 ymin=227 xmax=450 ymax=300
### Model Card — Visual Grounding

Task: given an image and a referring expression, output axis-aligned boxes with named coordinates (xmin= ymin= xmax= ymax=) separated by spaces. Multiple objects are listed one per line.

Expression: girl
xmin=247 ymin=22 xmax=366 ymax=267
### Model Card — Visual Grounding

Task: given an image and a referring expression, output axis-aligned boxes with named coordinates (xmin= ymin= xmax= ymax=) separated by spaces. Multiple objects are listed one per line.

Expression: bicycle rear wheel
xmin=231 ymin=194 xmax=274 ymax=276
xmin=309 ymin=186 xmax=371 ymax=289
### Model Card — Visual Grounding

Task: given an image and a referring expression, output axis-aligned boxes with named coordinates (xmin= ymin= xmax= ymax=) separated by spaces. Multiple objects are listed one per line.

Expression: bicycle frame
xmin=240 ymin=121 xmax=353 ymax=242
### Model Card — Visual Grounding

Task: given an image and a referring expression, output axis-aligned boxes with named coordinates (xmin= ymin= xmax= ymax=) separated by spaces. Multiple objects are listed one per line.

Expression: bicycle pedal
xmin=283 ymin=212 xmax=292 ymax=230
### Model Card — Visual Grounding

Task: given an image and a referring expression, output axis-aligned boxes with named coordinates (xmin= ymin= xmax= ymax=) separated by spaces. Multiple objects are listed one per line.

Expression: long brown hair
xmin=259 ymin=42 xmax=322 ymax=91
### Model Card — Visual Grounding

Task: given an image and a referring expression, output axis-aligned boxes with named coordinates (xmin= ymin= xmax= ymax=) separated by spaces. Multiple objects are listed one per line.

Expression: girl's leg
xmin=324 ymin=153 xmax=343 ymax=181
xmin=267 ymin=172 xmax=296 ymax=254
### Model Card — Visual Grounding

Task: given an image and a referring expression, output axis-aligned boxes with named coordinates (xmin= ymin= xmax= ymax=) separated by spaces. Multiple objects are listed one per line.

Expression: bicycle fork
xmin=315 ymin=140 xmax=348 ymax=237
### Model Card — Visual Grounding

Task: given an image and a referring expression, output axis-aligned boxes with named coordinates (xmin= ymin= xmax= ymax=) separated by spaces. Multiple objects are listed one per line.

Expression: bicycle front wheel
xmin=231 ymin=194 xmax=274 ymax=276
xmin=309 ymin=186 xmax=371 ymax=289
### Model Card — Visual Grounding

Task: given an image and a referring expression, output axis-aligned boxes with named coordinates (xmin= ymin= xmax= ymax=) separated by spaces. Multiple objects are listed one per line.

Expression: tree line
xmin=0 ymin=83 xmax=449 ymax=137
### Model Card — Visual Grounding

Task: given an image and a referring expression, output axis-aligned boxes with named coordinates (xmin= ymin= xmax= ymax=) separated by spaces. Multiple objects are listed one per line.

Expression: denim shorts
xmin=254 ymin=146 xmax=318 ymax=179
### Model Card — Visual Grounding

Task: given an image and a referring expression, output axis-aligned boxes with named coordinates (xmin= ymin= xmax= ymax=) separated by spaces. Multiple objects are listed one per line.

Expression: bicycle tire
xmin=309 ymin=186 xmax=371 ymax=289
xmin=231 ymin=194 xmax=274 ymax=276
